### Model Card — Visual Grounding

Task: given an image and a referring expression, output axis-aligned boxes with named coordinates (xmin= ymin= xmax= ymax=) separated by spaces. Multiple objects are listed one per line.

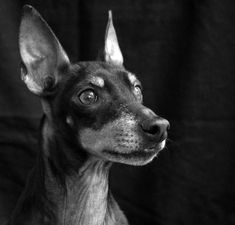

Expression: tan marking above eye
xmin=90 ymin=76 xmax=105 ymax=88
xmin=127 ymin=73 xmax=137 ymax=85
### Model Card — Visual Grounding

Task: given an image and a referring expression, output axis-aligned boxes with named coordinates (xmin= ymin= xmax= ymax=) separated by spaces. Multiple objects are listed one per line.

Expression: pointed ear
xmin=104 ymin=11 xmax=123 ymax=66
xmin=19 ymin=5 xmax=70 ymax=95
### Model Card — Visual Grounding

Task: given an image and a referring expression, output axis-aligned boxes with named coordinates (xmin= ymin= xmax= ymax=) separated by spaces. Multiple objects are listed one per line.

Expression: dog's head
xmin=19 ymin=5 xmax=169 ymax=166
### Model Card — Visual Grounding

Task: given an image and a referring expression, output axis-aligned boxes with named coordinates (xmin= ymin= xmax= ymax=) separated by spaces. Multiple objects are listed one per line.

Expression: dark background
xmin=0 ymin=0 xmax=235 ymax=224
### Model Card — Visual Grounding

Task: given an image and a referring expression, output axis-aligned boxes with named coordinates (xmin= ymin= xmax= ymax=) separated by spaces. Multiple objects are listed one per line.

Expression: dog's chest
xmin=64 ymin=178 xmax=108 ymax=225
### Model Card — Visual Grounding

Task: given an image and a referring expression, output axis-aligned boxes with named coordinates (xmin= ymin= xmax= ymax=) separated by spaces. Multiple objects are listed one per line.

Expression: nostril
xmin=141 ymin=118 xmax=169 ymax=140
xmin=141 ymin=121 xmax=161 ymax=136
xmin=144 ymin=124 xmax=160 ymax=135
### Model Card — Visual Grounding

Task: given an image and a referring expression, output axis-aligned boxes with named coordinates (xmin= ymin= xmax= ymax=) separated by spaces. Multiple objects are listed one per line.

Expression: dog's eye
xmin=79 ymin=90 xmax=97 ymax=105
xmin=134 ymin=85 xmax=143 ymax=102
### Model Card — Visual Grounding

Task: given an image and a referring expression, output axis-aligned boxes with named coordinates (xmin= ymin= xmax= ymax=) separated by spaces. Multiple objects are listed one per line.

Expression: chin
xmin=101 ymin=140 xmax=166 ymax=166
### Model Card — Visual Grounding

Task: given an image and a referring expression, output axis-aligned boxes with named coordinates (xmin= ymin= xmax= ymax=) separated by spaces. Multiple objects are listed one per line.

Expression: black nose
xmin=141 ymin=117 xmax=170 ymax=142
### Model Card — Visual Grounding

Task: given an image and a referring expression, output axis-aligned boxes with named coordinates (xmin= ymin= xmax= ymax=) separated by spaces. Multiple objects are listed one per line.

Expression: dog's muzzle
xmin=127 ymin=103 xmax=170 ymax=144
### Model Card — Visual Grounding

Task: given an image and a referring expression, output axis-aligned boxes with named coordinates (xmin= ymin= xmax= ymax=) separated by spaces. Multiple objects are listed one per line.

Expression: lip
xmin=102 ymin=140 xmax=165 ymax=161
xmin=103 ymin=148 xmax=157 ymax=159
xmin=144 ymin=141 xmax=165 ymax=153
xmin=144 ymin=144 xmax=160 ymax=152
xmin=103 ymin=141 xmax=164 ymax=158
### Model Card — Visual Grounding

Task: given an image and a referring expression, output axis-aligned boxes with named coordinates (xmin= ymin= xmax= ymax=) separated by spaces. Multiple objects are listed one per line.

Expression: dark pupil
xmin=80 ymin=91 xmax=95 ymax=104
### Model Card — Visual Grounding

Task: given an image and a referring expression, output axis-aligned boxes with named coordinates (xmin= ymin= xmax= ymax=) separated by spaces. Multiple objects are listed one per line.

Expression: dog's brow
xmin=90 ymin=76 xmax=105 ymax=88
xmin=127 ymin=73 xmax=137 ymax=84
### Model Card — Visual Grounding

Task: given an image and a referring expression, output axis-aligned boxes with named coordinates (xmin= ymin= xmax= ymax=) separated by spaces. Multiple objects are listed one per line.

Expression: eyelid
xmin=76 ymin=86 xmax=96 ymax=96
xmin=134 ymin=82 xmax=143 ymax=91
xmin=71 ymin=87 xmax=96 ymax=103
xmin=89 ymin=82 xmax=104 ymax=90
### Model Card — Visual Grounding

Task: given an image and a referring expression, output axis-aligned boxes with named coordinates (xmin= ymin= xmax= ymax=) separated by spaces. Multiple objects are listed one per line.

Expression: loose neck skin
xmin=10 ymin=118 xmax=119 ymax=225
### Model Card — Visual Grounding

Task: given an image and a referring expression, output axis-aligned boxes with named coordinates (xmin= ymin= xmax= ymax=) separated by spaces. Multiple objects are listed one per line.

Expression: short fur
xmin=8 ymin=5 xmax=169 ymax=225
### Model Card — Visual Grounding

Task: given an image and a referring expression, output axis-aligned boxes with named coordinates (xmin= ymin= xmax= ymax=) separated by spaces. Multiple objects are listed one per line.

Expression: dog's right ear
xmin=19 ymin=5 xmax=70 ymax=95
xmin=103 ymin=11 xmax=123 ymax=66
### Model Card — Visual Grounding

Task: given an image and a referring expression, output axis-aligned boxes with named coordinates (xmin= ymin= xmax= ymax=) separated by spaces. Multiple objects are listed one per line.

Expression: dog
xmin=8 ymin=5 xmax=169 ymax=225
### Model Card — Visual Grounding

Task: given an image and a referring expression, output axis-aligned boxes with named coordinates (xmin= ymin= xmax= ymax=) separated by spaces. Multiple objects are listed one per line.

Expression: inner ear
xmin=103 ymin=11 xmax=124 ymax=66
xmin=19 ymin=5 xmax=70 ymax=95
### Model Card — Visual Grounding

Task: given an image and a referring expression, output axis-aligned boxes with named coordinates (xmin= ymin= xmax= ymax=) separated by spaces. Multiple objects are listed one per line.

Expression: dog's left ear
xmin=103 ymin=11 xmax=123 ymax=66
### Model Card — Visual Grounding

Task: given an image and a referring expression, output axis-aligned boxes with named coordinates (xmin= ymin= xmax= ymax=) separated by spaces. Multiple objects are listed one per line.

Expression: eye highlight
xmin=79 ymin=89 xmax=97 ymax=105
xmin=134 ymin=85 xmax=143 ymax=102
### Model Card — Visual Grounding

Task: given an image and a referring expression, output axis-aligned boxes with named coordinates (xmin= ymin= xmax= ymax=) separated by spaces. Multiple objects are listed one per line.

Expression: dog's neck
xmin=42 ymin=117 xmax=116 ymax=225
xmin=43 ymin=154 xmax=113 ymax=225
xmin=13 ymin=117 xmax=119 ymax=225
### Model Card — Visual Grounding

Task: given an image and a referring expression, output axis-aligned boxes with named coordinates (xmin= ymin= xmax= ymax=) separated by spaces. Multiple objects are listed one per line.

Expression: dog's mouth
xmin=78 ymin=115 xmax=168 ymax=165
xmin=102 ymin=140 xmax=166 ymax=165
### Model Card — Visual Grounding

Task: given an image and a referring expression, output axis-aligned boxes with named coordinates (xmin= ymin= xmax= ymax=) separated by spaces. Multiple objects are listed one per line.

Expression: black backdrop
xmin=0 ymin=0 xmax=235 ymax=224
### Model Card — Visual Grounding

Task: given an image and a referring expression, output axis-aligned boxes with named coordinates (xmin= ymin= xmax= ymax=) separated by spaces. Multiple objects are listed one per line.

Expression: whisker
xmin=166 ymin=138 xmax=175 ymax=144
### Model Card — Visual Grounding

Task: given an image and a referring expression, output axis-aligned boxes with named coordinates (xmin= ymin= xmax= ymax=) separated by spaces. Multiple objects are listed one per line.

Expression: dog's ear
xmin=103 ymin=11 xmax=123 ymax=66
xmin=19 ymin=5 xmax=70 ymax=95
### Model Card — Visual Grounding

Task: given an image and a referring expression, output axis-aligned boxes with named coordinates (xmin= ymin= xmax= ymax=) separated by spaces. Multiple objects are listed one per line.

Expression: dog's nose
xmin=141 ymin=117 xmax=170 ymax=142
